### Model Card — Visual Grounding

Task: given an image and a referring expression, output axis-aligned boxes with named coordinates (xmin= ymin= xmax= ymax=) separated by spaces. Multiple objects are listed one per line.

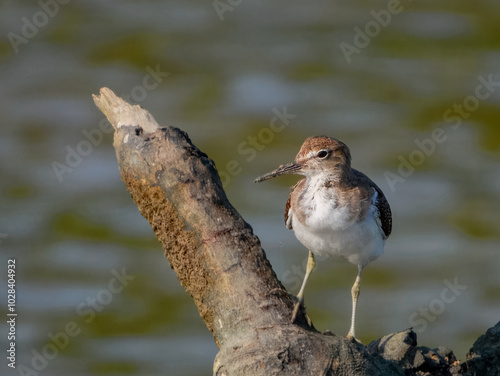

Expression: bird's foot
xmin=289 ymin=295 xmax=315 ymax=329
xmin=291 ymin=297 xmax=304 ymax=323
xmin=346 ymin=333 xmax=362 ymax=344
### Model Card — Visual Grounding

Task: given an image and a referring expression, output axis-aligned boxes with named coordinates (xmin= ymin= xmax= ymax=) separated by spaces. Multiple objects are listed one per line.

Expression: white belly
xmin=289 ymin=185 xmax=385 ymax=267
xmin=292 ymin=212 xmax=384 ymax=267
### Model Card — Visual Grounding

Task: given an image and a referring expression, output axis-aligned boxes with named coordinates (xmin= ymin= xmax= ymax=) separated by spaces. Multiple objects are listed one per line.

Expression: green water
xmin=1 ymin=1 xmax=500 ymax=375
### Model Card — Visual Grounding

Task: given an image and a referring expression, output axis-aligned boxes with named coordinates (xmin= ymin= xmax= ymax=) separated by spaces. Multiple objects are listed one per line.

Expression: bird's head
xmin=255 ymin=136 xmax=352 ymax=183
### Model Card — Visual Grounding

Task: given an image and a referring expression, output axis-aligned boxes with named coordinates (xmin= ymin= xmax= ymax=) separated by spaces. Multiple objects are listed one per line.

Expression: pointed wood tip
xmin=92 ymin=87 xmax=160 ymax=133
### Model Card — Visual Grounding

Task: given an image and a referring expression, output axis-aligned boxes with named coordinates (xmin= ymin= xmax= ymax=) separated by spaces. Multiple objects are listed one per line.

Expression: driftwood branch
xmin=93 ymin=87 xmax=499 ymax=376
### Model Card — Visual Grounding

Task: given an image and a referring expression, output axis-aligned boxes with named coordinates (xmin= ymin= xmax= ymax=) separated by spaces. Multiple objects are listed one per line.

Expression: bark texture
xmin=93 ymin=87 xmax=499 ymax=376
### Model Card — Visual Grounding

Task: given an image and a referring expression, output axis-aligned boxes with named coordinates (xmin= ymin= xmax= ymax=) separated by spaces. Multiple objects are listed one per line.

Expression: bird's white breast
xmin=288 ymin=177 xmax=385 ymax=267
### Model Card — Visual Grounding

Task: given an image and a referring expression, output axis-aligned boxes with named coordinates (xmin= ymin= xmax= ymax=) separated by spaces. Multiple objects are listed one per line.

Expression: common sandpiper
xmin=255 ymin=136 xmax=392 ymax=340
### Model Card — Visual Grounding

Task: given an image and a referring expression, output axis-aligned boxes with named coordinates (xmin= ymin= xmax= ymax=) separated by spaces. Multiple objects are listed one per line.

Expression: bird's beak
xmin=254 ymin=161 xmax=302 ymax=183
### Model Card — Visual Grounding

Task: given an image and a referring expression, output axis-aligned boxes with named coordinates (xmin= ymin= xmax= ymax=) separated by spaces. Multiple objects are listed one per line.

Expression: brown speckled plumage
xmin=283 ymin=136 xmax=391 ymax=239
xmin=255 ymin=135 xmax=393 ymax=339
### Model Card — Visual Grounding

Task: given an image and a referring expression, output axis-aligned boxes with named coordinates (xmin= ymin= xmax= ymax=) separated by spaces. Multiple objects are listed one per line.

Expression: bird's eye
xmin=317 ymin=150 xmax=329 ymax=159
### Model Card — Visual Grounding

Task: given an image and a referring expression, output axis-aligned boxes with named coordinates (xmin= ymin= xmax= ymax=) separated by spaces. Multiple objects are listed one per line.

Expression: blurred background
xmin=1 ymin=0 xmax=500 ymax=375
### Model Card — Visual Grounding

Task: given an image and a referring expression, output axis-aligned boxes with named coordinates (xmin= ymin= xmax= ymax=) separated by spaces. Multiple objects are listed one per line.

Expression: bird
xmin=255 ymin=136 xmax=392 ymax=341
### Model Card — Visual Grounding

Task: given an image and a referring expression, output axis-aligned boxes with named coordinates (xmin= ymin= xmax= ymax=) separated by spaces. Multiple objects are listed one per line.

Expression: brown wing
xmin=352 ymin=169 xmax=392 ymax=239
xmin=284 ymin=179 xmax=305 ymax=230
xmin=284 ymin=193 xmax=293 ymax=229
xmin=372 ymin=185 xmax=392 ymax=238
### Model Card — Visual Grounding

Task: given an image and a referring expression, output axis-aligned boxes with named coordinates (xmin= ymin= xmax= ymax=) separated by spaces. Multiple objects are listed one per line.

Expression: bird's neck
xmin=306 ymin=165 xmax=352 ymax=188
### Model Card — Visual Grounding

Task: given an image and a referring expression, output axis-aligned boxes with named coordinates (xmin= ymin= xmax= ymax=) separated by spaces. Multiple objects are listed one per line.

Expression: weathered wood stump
xmin=93 ymin=87 xmax=499 ymax=376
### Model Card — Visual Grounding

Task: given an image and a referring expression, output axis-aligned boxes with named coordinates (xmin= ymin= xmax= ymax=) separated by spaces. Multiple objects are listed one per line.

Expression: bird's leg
xmin=347 ymin=265 xmax=363 ymax=341
xmin=291 ymin=250 xmax=316 ymax=323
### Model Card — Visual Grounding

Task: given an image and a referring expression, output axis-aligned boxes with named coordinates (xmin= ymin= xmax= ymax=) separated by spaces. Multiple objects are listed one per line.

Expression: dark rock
xmin=368 ymin=329 xmax=458 ymax=375
xmin=461 ymin=321 xmax=500 ymax=376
